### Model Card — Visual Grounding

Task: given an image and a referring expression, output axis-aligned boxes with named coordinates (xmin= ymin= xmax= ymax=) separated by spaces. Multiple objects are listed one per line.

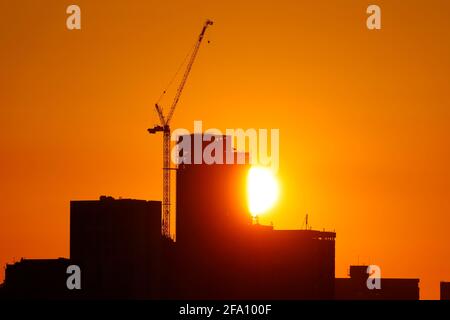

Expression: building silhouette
xmin=173 ymin=134 xmax=335 ymax=299
xmin=70 ymin=197 xmax=165 ymax=299
xmin=441 ymin=282 xmax=450 ymax=300
xmin=0 ymin=133 xmax=426 ymax=300
xmin=335 ymin=265 xmax=420 ymax=300
xmin=0 ymin=258 xmax=71 ymax=299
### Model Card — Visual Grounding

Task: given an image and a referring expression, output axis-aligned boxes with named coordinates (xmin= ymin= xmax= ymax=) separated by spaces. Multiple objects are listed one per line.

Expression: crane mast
xmin=148 ymin=20 xmax=213 ymax=238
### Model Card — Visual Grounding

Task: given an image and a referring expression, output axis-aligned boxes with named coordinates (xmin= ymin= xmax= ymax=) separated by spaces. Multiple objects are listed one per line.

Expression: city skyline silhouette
xmin=1 ymin=0 xmax=450 ymax=299
xmin=0 ymin=134 xmax=426 ymax=300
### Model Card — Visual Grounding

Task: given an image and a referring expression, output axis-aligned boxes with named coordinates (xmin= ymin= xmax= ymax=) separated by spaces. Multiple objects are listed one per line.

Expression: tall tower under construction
xmin=173 ymin=133 xmax=336 ymax=299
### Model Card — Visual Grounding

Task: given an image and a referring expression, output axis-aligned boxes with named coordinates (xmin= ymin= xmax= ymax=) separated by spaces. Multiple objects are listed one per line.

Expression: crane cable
xmin=156 ymin=42 xmax=197 ymax=111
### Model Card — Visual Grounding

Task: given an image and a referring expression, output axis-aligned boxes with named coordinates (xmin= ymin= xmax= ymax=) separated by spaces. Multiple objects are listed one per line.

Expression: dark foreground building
xmin=70 ymin=197 xmax=166 ymax=299
xmin=0 ymin=258 xmax=71 ymax=299
xmin=441 ymin=282 xmax=450 ymax=300
xmin=172 ymin=225 xmax=336 ymax=299
xmin=335 ymin=265 xmax=420 ymax=300
xmin=172 ymin=134 xmax=336 ymax=299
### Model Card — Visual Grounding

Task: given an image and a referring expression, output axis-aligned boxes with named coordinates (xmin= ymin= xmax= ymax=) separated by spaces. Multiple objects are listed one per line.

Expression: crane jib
xmin=148 ymin=19 xmax=213 ymax=238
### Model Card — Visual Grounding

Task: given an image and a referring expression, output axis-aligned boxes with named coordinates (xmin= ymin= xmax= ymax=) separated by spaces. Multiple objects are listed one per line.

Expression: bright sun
xmin=247 ymin=166 xmax=280 ymax=216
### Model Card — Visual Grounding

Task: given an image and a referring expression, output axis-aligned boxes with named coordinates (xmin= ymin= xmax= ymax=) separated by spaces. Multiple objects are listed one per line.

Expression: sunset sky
xmin=1 ymin=0 xmax=449 ymax=299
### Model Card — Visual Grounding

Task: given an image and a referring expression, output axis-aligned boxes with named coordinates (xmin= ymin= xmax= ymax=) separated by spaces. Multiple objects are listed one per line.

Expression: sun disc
xmin=247 ymin=166 xmax=279 ymax=216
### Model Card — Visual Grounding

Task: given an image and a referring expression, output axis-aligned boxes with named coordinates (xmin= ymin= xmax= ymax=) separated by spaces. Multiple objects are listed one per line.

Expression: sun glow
xmin=247 ymin=166 xmax=279 ymax=216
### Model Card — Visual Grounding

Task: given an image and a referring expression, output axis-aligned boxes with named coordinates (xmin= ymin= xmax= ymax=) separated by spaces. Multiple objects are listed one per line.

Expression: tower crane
xmin=148 ymin=20 xmax=213 ymax=238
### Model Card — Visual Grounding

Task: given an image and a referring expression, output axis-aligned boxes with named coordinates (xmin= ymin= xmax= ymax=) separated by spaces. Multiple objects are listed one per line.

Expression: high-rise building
xmin=173 ymin=133 xmax=336 ymax=299
xmin=70 ymin=196 xmax=164 ymax=299
xmin=176 ymin=134 xmax=251 ymax=245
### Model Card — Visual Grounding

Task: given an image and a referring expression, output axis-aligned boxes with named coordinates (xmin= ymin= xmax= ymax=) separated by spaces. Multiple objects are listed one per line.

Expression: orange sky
xmin=1 ymin=0 xmax=449 ymax=299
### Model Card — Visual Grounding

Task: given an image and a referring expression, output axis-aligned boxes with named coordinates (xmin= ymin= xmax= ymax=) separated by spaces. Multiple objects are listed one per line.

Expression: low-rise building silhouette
xmin=441 ymin=282 xmax=450 ymax=300
xmin=335 ymin=265 xmax=420 ymax=300
xmin=0 ymin=258 xmax=71 ymax=299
